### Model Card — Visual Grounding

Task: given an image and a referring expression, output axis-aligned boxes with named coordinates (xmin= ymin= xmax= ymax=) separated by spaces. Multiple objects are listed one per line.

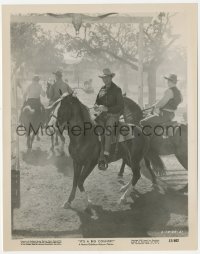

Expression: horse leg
xmin=144 ymin=157 xmax=165 ymax=193
xmin=30 ymin=132 xmax=35 ymax=149
xmin=119 ymin=149 xmax=141 ymax=204
xmin=27 ymin=135 xmax=31 ymax=152
xmin=63 ymin=161 xmax=82 ymax=208
xmin=119 ymin=179 xmax=132 ymax=193
xmin=58 ymin=132 xmax=65 ymax=155
xmin=144 ymin=158 xmax=157 ymax=185
xmin=119 ymin=163 xmax=141 ymax=205
xmin=118 ymin=160 xmax=126 ymax=177
xmin=78 ymin=159 xmax=97 ymax=208
xmin=131 ymin=164 xmax=141 ymax=197
xmin=119 ymin=139 xmax=145 ymax=204
xmin=50 ymin=135 xmax=55 ymax=152
xmin=36 ymin=132 xmax=40 ymax=141
xmin=47 ymin=135 xmax=55 ymax=159
xmin=55 ymin=132 xmax=59 ymax=146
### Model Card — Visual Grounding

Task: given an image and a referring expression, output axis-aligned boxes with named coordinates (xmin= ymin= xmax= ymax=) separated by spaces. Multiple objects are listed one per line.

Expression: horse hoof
xmin=118 ymin=197 xmax=127 ymax=206
xmin=87 ymin=199 xmax=93 ymax=207
xmin=90 ymin=209 xmax=98 ymax=220
xmin=154 ymin=184 xmax=165 ymax=195
xmin=62 ymin=202 xmax=71 ymax=209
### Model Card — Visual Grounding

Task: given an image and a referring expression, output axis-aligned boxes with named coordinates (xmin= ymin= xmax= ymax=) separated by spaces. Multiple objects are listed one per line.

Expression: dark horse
xmin=20 ymin=102 xmax=44 ymax=151
xmin=56 ymin=94 xmax=150 ymax=208
xmin=19 ymin=98 xmax=65 ymax=155
xmin=118 ymin=102 xmax=188 ymax=192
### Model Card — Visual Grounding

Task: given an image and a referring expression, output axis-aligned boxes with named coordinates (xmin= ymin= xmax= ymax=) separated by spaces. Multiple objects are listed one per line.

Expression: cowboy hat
xmin=99 ymin=68 xmax=115 ymax=78
xmin=53 ymin=70 xmax=62 ymax=77
xmin=164 ymin=74 xmax=178 ymax=84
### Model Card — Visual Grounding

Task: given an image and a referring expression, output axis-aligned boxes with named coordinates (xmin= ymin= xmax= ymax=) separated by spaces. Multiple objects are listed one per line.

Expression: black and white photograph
xmin=3 ymin=3 xmax=197 ymax=251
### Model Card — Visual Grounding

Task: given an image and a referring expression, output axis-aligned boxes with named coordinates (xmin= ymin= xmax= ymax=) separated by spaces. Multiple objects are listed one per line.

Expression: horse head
xmin=55 ymin=94 xmax=76 ymax=126
xmin=57 ymin=93 xmax=91 ymax=128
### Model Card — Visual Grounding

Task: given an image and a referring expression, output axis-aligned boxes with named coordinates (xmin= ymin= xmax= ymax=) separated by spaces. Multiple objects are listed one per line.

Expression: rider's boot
xmin=98 ymin=137 xmax=109 ymax=171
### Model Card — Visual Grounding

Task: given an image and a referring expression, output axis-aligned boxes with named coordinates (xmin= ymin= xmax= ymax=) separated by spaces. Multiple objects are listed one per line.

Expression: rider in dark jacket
xmin=47 ymin=70 xmax=73 ymax=105
xmin=94 ymin=68 xmax=124 ymax=170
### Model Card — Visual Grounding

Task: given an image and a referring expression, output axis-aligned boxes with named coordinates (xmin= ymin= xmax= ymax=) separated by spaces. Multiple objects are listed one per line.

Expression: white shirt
xmin=24 ymin=81 xmax=45 ymax=100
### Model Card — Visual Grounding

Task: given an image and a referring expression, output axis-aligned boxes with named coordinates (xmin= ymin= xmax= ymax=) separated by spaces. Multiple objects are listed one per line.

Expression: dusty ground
xmin=13 ymin=133 xmax=188 ymax=239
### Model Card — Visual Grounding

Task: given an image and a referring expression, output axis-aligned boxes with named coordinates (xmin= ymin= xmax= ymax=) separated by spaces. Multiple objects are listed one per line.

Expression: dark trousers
xmin=23 ymin=98 xmax=44 ymax=113
xmin=96 ymin=112 xmax=120 ymax=155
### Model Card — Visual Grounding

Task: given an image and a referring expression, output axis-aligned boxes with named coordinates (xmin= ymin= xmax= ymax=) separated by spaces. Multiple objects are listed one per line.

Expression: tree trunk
xmin=147 ymin=66 xmax=157 ymax=105
xmin=122 ymin=64 xmax=128 ymax=93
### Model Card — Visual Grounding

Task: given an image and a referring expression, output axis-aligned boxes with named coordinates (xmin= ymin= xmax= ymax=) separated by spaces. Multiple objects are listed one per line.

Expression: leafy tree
xmin=57 ymin=12 xmax=182 ymax=104
xmin=11 ymin=22 xmax=65 ymax=78
xmin=143 ymin=12 xmax=180 ymax=103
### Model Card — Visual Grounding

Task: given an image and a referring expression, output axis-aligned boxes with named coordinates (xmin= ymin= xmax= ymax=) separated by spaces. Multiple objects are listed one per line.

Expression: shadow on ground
xmin=12 ymin=189 xmax=188 ymax=238
xmin=76 ymin=189 xmax=188 ymax=238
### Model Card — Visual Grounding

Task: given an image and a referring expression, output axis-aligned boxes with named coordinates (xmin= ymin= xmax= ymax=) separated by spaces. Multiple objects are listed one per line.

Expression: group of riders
xmin=21 ymin=68 xmax=183 ymax=170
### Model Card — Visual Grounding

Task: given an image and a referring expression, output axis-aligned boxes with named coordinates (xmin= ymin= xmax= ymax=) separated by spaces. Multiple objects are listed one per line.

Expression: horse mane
xmin=124 ymin=96 xmax=143 ymax=124
xmin=73 ymin=96 xmax=92 ymax=123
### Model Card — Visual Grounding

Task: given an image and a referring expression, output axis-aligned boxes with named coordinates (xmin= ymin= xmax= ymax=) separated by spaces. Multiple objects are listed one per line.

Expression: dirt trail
xmin=13 ymin=134 xmax=188 ymax=238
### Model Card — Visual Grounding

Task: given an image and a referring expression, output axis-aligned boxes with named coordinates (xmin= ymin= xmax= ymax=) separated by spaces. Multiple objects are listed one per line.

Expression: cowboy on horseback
xmin=47 ymin=70 xmax=73 ymax=104
xmin=20 ymin=74 xmax=46 ymax=145
xmin=94 ymin=68 xmax=124 ymax=170
xmin=140 ymin=74 xmax=183 ymax=136
xmin=22 ymin=75 xmax=45 ymax=115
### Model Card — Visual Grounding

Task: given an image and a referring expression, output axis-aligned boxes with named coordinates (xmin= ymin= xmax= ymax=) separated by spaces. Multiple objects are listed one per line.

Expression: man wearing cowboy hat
xmin=23 ymin=74 xmax=45 ymax=114
xmin=47 ymin=70 xmax=73 ymax=104
xmin=140 ymin=73 xmax=183 ymax=129
xmin=94 ymin=68 xmax=124 ymax=170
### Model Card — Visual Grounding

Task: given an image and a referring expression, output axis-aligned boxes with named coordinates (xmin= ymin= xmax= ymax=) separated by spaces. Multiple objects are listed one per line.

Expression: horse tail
xmin=145 ymin=149 xmax=166 ymax=176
